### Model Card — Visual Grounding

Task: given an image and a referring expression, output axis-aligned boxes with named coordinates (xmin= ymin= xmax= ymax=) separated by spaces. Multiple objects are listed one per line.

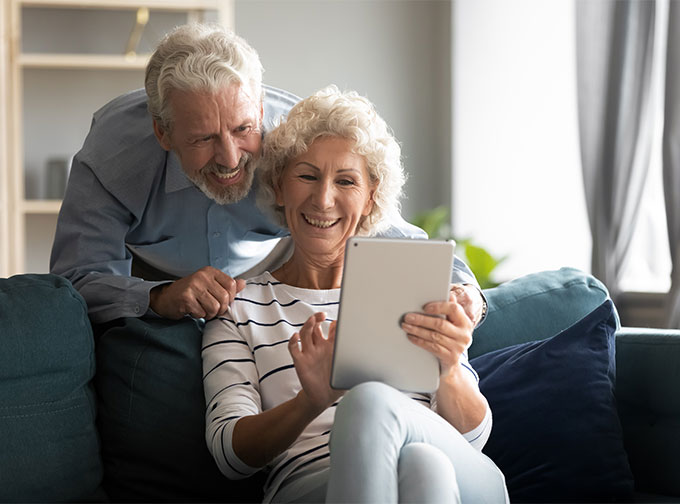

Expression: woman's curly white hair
xmin=257 ymin=85 xmax=405 ymax=236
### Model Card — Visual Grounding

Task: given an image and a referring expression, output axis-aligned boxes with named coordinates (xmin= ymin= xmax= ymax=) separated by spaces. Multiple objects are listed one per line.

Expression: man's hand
xmin=149 ymin=266 xmax=246 ymax=320
xmin=450 ymin=283 xmax=485 ymax=327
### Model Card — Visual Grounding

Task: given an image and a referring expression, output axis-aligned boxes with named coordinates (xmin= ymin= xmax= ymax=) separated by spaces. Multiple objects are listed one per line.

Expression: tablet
xmin=330 ymin=237 xmax=455 ymax=393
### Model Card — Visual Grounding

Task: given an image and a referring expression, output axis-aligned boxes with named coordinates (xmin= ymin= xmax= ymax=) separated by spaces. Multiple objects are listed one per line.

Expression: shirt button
xmin=213 ymin=232 xmax=221 ymax=238
xmin=134 ymin=305 xmax=140 ymax=314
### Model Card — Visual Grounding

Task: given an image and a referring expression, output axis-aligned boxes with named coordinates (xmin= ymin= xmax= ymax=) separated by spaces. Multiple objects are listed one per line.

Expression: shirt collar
xmin=165 ymin=150 xmax=195 ymax=193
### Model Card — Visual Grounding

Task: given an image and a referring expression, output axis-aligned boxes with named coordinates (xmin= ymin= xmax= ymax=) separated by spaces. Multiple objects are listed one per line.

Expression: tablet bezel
xmin=330 ymin=237 xmax=455 ymax=393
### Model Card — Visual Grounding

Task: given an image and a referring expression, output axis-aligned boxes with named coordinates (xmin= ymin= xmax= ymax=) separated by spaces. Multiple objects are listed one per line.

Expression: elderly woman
xmin=202 ymin=86 xmax=508 ymax=503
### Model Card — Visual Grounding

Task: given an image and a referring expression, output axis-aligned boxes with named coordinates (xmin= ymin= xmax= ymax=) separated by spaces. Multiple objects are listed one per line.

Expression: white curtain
xmin=576 ymin=0 xmax=656 ymax=300
xmin=663 ymin=1 xmax=680 ymax=327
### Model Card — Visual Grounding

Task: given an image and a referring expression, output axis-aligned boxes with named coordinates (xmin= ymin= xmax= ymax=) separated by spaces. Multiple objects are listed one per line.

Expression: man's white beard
xmin=189 ymin=153 xmax=255 ymax=205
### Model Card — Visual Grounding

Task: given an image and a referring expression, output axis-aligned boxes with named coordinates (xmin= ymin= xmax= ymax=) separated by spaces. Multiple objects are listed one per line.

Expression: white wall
xmin=235 ymin=0 xmax=452 ymax=219
xmin=23 ymin=1 xmax=593 ymax=284
xmin=452 ymin=0 xmax=592 ymax=281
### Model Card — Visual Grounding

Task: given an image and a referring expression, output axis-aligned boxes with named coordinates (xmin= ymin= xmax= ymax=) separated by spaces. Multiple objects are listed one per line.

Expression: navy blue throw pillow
xmin=470 ymin=300 xmax=634 ymax=502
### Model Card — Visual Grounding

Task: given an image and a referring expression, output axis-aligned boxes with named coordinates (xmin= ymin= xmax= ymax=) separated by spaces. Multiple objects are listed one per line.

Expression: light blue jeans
xmin=272 ymin=382 xmax=509 ymax=503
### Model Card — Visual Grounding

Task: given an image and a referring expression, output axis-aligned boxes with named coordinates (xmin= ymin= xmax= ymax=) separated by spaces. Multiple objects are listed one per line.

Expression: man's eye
xmin=235 ymin=125 xmax=252 ymax=136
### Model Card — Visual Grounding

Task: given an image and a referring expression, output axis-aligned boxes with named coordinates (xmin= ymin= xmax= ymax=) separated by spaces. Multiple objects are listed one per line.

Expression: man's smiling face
xmin=154 ymin=83 xmax=263 ymax=204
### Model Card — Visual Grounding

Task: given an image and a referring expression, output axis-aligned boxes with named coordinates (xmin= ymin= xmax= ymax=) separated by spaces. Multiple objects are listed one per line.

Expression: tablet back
xmin=330 ymin=237 xmax=455 ymax=393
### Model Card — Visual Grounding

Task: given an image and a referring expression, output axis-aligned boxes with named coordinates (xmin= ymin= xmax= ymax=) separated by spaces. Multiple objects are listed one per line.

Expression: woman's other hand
xmin=401 ymin=292 xmax=473 ymax=377
xmin=402 ymin=293 xmax=488 ymax=432
xmin=289 ymin=312 xmax=344 ymax=413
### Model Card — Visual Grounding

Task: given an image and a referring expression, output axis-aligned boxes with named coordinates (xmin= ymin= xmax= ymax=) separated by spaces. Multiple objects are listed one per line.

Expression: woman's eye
xmin=338 ymin=179 xmax=355 ymax=186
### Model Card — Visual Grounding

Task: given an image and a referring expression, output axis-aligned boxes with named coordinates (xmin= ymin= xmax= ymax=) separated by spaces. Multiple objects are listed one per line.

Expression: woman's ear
xmin=362 ymin=189 xmax=376 ymax=216
xmin=274 ymin=177 xmax=285 ymax=207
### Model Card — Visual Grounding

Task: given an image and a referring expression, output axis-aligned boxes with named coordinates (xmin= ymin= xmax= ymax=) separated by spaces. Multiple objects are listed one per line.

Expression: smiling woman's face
xmin=275 ymin=136 xmax=375 ymax=260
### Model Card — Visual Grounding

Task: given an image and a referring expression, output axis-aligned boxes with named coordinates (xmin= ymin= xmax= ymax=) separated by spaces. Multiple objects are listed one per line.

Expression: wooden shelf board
xmin=18 ymin=0 xmax=222 ymax=11
xmin=19 ymin=53 xmax=150 ymax=69
xmin=22 ymin=199 xmax=62 ymax=214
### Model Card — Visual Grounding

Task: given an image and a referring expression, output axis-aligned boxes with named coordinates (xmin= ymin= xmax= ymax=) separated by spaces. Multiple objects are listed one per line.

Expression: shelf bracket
xmin=124 ymin=7 xmax=149 ymax=58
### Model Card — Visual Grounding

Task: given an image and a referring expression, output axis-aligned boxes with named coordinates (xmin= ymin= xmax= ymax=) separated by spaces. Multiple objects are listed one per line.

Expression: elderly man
xmin=50 ymin=23 xmax=484 ymax=325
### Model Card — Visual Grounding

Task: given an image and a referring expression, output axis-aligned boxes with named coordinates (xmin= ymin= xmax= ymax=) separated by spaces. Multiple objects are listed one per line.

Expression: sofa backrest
xmin=472 ymin=266 xmax=612 ymax=358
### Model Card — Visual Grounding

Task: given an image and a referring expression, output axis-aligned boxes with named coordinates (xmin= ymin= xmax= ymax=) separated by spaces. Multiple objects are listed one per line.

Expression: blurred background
xmin=1 ymin=0 xmax=676 ymax=327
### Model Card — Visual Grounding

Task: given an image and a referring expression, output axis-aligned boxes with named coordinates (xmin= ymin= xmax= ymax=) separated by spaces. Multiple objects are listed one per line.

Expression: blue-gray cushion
xmin=472 ymin=267 xmax=610 ymax=359
xmin=95 ymin=316 xmax=263 ymax=502
xmin=0 ymin=274 xmax=103 ymax=502
xmin=471 ymin=300 xmax=634 ymax=502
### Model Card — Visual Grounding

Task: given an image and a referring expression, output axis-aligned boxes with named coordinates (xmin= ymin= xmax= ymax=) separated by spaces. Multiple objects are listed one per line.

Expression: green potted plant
xmin=410 ymin=206 xmax=506 ymax=289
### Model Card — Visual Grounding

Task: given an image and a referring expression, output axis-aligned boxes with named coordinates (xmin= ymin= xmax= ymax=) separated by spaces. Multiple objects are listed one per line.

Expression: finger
xmin=299 ymin=313 xmax=322 ymax=349
xmin=235 ymin=278 xmax=247 ymax=292
xmin=175 ymin=288 xmax=208 ymax=319
xmin=201 ymin=285 xmax=228 ymax=316
xmin=173 ymin=272 xmax=219 ymax=319
xmin=423 ymin=300 xmax=470 ymax=327
xmin=327 ymin=321 xmax=337 ymax=343
xmin=288 ymin=332 xmax=302 ymax=357
xmin=403 ymin=312 xmax=453 ymax=335
xmin=204 ymin=281 xmax=236 ymax=318
xmin=192 ymin=288 xmax=224 ymax=320
xmin=450 ymin=285 xmax=484 ymax=325
xmin=406 ymin=332 xmax=453 ymax=362
xmin=212 ymin=270 xmax=240 ymax=300
xmin=451 ymin=291 xmax=477 ymax=323
xmin=310 ymin=312 xmax=327 ymax=346
xmin=403 ymin=310 xmax=473 ymax=350
xmin=449 ymin=284 xmax=466 ymax=301
xmin=401 ymin=320 xmax=448 ymax=347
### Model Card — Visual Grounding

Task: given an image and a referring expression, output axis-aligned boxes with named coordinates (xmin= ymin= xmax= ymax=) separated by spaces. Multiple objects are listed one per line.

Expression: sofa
xmin=1 ymin=267 xmax=679 ymax=503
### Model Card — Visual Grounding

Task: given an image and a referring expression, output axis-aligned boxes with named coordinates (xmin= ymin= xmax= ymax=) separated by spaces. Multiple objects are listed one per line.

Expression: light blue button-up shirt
xmin=50 ymin=86 xmax=477 ymax=324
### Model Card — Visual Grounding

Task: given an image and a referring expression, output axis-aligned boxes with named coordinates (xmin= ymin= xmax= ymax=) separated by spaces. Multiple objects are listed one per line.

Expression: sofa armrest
xmin=615 ymin=327 xmax=680 ymax=497
xmin=0 ymin=274 xmax=103 ymax=502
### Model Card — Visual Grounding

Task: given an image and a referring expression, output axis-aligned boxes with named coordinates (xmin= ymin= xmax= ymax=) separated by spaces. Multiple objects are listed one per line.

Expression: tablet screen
xmin=330 ymin=237 xmax=455 ymax=392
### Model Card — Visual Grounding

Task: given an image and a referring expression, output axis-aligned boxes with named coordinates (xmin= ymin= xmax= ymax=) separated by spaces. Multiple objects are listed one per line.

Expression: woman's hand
xmin=401 ymin=292 xmax=474 ymax=377
xmin=450 ymin=283 xmax=485 ymax=327
xmin=231 ymin=313 xmax=341 ymax=469
xmin=289 ymin=312 xmax=343 ymax=414
xmin=402 ymin=294 xmax=488 ymax=432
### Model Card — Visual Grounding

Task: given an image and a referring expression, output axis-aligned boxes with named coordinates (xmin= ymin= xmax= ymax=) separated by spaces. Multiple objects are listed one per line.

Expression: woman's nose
xmin=313 ymin=180 xmax=335 ymax=209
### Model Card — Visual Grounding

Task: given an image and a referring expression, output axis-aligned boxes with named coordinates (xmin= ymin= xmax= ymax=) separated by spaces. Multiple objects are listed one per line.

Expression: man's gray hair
xmin=257 ymin=85 xmax=406 ymax=236
xmin=145 ymin=23 xmax=263 ymax=131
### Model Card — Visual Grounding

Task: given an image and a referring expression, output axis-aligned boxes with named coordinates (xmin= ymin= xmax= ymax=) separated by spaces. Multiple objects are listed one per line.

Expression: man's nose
xmin=215 ymin=134 xmax=241 ymax=169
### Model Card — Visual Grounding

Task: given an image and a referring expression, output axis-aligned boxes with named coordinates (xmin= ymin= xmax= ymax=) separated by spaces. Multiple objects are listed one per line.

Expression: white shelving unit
xmin=1 ymin=1 xmax=12 ymax=276
xmin=2 ymin=0 xmax=233 ymax=277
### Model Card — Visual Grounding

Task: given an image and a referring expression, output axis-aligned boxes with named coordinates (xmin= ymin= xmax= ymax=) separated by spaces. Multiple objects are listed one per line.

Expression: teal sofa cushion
xmin=95 ymin=317 xmax=263 ymax=502
xmin=471 ymin=267 xmax=611 ymax=359
xmin=0 ymin=274 xmax=103 ymax=502
xmin=616 ymin=328 xmax=680 ymax=497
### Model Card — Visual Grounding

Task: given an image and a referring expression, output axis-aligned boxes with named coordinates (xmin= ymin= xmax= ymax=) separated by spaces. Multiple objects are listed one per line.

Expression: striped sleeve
xmin=462 ymin=406 xmax=492 ymax=451
xmin=202 ymin=314 xmax=262 ymax=479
